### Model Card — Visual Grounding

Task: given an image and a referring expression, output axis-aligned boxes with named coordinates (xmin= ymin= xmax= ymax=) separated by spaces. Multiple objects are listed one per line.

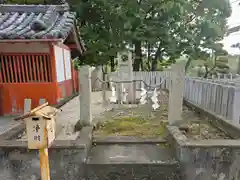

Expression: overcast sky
xmin=222 ymin=0 xmax=240 ymax=55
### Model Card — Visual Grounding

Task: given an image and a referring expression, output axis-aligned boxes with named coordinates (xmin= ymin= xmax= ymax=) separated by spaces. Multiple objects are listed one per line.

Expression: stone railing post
xmin=232 ymin=87 xmax=240 ymax=124
xmin=102 ymin=73 xmax=108 ymax=106
xmin=24 ymin=99 xmax=32 ymax=114
xmin=127 ymin=52 xmax=135 ymax=103
xmin=79 ymin=65 xmax=92 ymax=126
xmin=168 ymin=61 xmax=185 ymax=125
xmin=117 ymin=83 xmax=122 ymax=106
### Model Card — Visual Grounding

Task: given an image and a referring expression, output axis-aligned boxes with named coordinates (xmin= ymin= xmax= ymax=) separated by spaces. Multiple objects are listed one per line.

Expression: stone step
xmin=85 ymin=144 xmax=181 ymax=180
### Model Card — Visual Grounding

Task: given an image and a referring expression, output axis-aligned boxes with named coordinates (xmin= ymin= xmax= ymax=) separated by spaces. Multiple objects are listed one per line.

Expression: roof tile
xmin=0 ymin=4 xmax=75 ymax=40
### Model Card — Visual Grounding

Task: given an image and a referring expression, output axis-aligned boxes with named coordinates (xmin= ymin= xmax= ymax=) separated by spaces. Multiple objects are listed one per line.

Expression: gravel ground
xmin=93 ymin=90 xmax=230 ymax=140
xmin=180 ymin=119 xmax=231 ymax=140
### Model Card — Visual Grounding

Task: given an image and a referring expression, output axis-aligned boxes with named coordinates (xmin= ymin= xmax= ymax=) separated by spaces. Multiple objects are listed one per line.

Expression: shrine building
xmin=0 ymin=4 xmax=85 ymax=116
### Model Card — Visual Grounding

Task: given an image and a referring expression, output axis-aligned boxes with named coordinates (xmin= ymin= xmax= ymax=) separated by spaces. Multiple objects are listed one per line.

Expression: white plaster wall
xmin=54 ymin=45 xmax=65 ymax=82
xmin=64 ymin=49 xmax=72 ymax=80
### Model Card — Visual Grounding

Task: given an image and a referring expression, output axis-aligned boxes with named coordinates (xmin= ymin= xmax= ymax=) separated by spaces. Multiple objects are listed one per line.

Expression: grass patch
xmin=94 ymin=116 xmax=167 ymax=137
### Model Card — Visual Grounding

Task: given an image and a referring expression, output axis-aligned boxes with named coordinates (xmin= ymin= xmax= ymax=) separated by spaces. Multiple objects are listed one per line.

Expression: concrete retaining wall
xmin=166 ymin=125 xmax=240 ymax=180
xmin=0 ymin=148 xmax=85 ymax=180
xmin=0 ymin=126 xmax=93 ymax=180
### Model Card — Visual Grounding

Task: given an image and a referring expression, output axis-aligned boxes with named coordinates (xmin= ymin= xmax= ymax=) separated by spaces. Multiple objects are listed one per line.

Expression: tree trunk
xmin=133 ymin=40 xmax=142 ymax=71
xmin=203 ymin=65 xmax=209 ymax=78
xmin=110 ymin=56 xmax=115 ymax=72
xmin=147 ymin=43 xmax=151 ymax=71
xmin=151 ymin=60 xmax=158 ymax=71
xmin=152 ymin=44 xmax=161 ymax=71
xmin=185 ymin=58 xmax=192 ymax=72
xmin=140 ymin=60 xmax=144 ymax=71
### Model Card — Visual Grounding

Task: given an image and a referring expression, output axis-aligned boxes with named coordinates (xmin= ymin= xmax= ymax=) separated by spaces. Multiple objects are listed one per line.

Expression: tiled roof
xmin=0 ymin=4 xmax=76 ymax=40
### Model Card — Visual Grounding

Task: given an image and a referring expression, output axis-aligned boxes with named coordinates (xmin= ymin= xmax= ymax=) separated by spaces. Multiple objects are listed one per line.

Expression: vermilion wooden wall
xmin=0 ymin=52 xmax=58 ymax=115
xmin=0 ymin=42 xmax=79 ymax=116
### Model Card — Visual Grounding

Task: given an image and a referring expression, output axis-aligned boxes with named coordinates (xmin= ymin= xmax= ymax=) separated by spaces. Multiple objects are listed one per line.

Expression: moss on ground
xmin=93 ymin=91 xmax=229 ymax=139
xmin=94 ymin=116 xmax=168 ymax=137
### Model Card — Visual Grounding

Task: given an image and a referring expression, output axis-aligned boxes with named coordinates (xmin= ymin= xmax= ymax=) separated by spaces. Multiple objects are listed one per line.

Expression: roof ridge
xmin=31 ymin=6 xmax=59 ymax=32
xmin=0 ymin=4 xmax=70 ymax=13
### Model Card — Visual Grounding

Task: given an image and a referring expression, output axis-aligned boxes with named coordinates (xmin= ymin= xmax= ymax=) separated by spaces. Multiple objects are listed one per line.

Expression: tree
xmin=118 ymin=0 xmax=231 ymax=71
xmin=5 ymin=0 xmax=64 ymax=4
xmin=68 ymin=0 xmax=126 ymax=69
xmin=118 ymin=0 xmax=189 ymax=70
xmin=181 ymin=0 xmax=231 ymax=72
xmin=69 ymin=0 xmax=231 ymax=71
xmin=7 ymin=0 xmax=231 ymax=71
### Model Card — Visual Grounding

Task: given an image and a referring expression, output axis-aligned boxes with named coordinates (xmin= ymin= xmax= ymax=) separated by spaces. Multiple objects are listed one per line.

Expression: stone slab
xmin=87 ymin=144 xmax=177 ymax=164
xmin=85 ymin=164 xmax=181 ymax=180
xmin=93 ymin=136 xmax=167 ymax=144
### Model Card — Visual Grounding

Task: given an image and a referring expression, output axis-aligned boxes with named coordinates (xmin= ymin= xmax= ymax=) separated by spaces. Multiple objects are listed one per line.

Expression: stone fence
xmin=108 ymin=71 xmax=240 ymax=124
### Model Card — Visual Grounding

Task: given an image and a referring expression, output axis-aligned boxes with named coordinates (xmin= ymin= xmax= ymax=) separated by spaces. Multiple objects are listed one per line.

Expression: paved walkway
xmin=0 ymin=116 xmax=20 ymax=136
xmin=3 ymin=91 xmax=110 ymax=141
xmin=56 ymin=91 xmax=110 ymax=140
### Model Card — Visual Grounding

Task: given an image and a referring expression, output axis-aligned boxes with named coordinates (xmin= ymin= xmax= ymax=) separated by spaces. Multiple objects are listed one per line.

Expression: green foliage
xmin=68 ymin=0 xmax=126 ymax=66
xmin=72 ymin=58 xmax=80 ymax=70
xmin=6 ymin=0 xmax=231 ymax=70
xmin=5 ymin=0 xmax=61 ymax=4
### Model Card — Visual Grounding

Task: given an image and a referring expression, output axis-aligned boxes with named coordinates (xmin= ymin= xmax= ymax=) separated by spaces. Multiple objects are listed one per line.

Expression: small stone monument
xmin=117 ymin=51 xmax=135 ymax=103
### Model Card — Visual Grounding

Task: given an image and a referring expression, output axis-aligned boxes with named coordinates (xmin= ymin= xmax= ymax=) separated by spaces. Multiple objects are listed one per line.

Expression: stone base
xmin=86 ymin=144 xmax=181 ymax=180
xmin=85 ymin=164 xmax=181 ymax=180
xmin=0 ymin=126 xmax=93 ymax=180
xmin=93 ymin=136 xmax=167 ymax=144
xmin=166 ymin=125 xmax=240 ymax=180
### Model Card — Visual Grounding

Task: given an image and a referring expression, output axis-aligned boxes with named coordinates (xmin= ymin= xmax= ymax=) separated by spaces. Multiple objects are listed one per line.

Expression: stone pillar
xmin=117 ymin=54 xmax=123 ymax=104
xmin=79 ymin=66 xmax=92 ymax=126
xmin=127 ymin=52 xmax=135 ymax=103
xmin=39 ymin=98 xmax=46 ymax=105
xmin=117 ymin=83 xmax=122 ymax=106
xmin=102 ymin=73 xmax=108 ymax=106
xmin=24 ymin=99 xmax=32 ymax=114
xmin=91 ymin=66 xmax=102 ymax=91
xmin=168 ymin=61 xmax=185 ymax=125
xmin=224 ymin=74 xmax=227 ymax=80
xmin=232 ymin=87 xmax=240 ymax=124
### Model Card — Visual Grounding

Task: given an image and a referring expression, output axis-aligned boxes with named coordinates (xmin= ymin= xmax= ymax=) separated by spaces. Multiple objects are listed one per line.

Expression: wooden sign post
xmin=15 ymin=102 xmax=59 ymax=180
